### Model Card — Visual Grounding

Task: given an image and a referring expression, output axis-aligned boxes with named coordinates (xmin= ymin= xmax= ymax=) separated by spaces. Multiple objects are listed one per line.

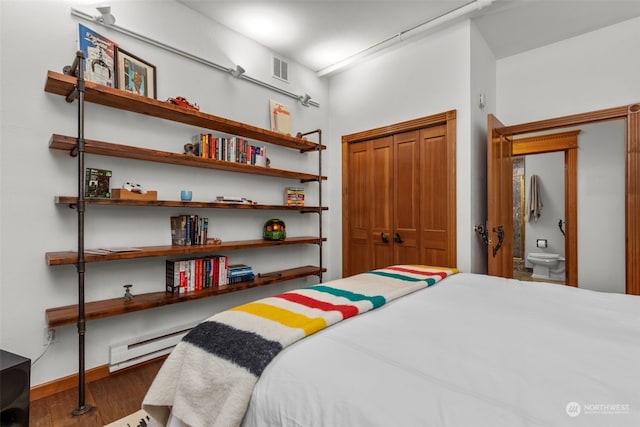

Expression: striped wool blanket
xmin=143 ymin=265 xmax=457 ymax=427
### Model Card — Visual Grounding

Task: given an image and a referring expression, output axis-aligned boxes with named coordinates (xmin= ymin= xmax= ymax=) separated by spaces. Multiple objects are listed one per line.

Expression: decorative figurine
xmin=123 ymin=284 xmax=134 ymax=301
xmin=183 ymin=143 xmax=197 ymax=156
xmin=263 ymin=218 xmax=286 ymax=241
xmin=122 ymin=181 xmax=147 ymax=194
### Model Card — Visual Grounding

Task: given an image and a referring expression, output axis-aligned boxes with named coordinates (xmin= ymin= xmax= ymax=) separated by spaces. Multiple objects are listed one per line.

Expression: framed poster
xmin=115 ymin=48 xmax=157 ymax=99
xmin=78 ymin=24 xmax=117 ymax=87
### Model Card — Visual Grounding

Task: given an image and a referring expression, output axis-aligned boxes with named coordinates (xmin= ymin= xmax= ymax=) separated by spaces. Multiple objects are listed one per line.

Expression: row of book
xmin=284 ymin=186 xmax=305 ymax=206
xmin=192 ymin=133 xmax=268 ymax=166
xmin=166 ymin=257 xmax=255 ymax=293
xmin=170 ymin=215 xmax=208 ymax=246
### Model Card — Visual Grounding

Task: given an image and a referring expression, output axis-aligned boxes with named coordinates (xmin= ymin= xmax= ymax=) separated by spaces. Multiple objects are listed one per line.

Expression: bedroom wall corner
xmin=469 ymin=21 xmax=496 ymax=274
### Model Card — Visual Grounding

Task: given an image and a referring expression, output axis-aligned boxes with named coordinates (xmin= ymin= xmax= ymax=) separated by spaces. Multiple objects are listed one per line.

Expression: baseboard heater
xmin=109 ymin=320 xmax=201 ymax=372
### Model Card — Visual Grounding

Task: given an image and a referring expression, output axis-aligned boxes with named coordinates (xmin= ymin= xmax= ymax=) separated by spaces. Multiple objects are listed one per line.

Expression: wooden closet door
xmin=371 ymin=137 xmax=394 ymax=269
xmin=344 ymin=137 xmax=394 ymax=274
xmin=342 ymin=110 xmax=457 ymax=277
xmin=393 ymin=131 xmax=421 ymax=264
xmin=420 ymin=124 xmax=453 ymax=266
xmin=345 ymin=141 xmax=374 ymax=275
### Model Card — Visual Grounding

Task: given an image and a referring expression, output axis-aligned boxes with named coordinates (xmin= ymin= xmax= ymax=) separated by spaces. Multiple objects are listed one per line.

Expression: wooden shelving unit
xmin=46 ymin=237 xmax=325 ymax=266
xmin=44 ymin=71 xmax=325 ymax=151
xmin=45 ymin=54 xmax=325 ymax=415
xmin=44 ymin=64 xmax=326 ymax=321
xmin=49 ymin=134 xmax=327 ymax=181
xmin=46 ymin=265 xmax=325 ymax=327
xmin=54 ymin=195 xmax=328 ymax=212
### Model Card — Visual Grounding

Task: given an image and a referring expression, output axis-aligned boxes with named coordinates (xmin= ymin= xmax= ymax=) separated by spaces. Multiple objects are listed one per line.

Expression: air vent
xmin=273 ymin=56 xmax=289 ymax=82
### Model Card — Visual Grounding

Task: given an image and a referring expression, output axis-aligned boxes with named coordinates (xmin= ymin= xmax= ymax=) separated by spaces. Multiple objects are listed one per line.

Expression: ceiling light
xmin=231 ymin=65 xmax=245 ymax=79
xmin=96 ymin=5 xmax=116 ymax=25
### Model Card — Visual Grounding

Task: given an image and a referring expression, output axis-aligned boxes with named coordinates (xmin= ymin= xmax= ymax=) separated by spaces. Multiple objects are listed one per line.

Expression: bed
xmin=143 ymin=266 xmax=640 ymax=427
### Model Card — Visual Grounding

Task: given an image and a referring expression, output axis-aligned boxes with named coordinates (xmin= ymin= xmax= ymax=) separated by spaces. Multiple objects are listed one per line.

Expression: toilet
xmin=527 ymin=252 xmax=566 ymax=282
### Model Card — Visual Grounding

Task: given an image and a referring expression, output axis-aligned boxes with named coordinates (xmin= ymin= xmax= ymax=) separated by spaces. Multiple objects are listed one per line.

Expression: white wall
xmin=496 ymin=18 xmax=638 ymax=292
xmin=327 ymin=21 xmax=480 ymax=276
xmin=0 ymin=0 xmax=329 ymax=386
xmin=469 ymin=21 xmax=496 ymax=274
xmin=497 ymin=16 xmax=640 ymax=123
xmin=577 ymin=121 xmax=626 ymax=293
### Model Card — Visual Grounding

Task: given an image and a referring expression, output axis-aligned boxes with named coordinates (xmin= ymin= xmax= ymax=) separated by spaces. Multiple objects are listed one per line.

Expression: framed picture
xmin=78 ymin=24 xmax=117 ymax=87
xmin=115 ymin=48 xmax=157 ymax=99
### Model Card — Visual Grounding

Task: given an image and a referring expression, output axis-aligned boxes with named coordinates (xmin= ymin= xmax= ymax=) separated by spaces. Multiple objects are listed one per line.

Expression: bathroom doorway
xmin=511 ymin=131 xmax=577 ymax=285
xmin=487 ymin=104 xmax=639 ymax=295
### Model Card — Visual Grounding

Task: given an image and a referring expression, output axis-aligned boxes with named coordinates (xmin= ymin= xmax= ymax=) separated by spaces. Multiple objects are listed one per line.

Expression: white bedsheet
xmin=241 ymin=273 xmax=640 ymax=427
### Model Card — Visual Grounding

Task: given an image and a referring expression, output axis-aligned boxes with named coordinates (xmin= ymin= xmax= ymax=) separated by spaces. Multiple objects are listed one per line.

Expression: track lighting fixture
xmin=70 ymin=6 xmax=320 ymax=107
xmin=96 ymin=6 xmax=116 ymax=25
xmin=299 ymin=94 xmax=311 ymax=106
xmin=230 ymin=65 xmax=246 ymax=79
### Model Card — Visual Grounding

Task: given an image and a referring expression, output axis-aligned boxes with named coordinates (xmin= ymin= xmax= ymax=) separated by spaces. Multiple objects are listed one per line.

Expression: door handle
xmin=492 ymin=225 xmax=504 ymax=258
xmin=381 ymin=232 xmax=389 ymax=243
xmin=394 ymin=232 xmax=404 ymax=244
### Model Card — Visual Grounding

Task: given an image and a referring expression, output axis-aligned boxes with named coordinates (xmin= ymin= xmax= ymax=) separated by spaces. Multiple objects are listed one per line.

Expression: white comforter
xmin=241 ymin=273 xmax=640 ymax=427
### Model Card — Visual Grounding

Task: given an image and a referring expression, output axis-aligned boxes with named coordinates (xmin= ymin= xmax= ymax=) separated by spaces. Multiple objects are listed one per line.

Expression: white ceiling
xmin=177 ymin=0 xmax=640 ymax=75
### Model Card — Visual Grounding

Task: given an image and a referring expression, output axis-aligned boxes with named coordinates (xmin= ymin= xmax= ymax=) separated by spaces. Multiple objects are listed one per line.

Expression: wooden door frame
xmin=512 ymin=130 xmax=579 ymax=286
xmin=493 ymin=104 xmax=640 ymax=295
xmin=487 ymin=115 xmax=512 ymax=277
xmin=342 ymin=110 xmax=457 ymax=277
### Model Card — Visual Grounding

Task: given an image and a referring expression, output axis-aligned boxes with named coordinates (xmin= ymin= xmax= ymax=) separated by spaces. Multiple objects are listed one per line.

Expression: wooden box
xmin=111 ymin=189 xmax=158 ymax=200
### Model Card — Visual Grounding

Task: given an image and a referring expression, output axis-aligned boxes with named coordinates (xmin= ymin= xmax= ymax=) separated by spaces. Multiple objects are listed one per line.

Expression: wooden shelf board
xmin=46 ymin=236 xmax=325 ymax=266
xmin=54 ymin=195 xmax=328 ymax=211
xmin=46 ymin=265 xmax=324 ymax=328
xmin=45 ymin=71 xmax=325 ymax=151
xmin=49 ymin=134 xmax=326 ymax=181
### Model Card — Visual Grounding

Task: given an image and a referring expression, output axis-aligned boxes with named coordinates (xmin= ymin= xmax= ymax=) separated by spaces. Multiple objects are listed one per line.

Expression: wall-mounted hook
xmin=474 ymin=224 xmax=489 ymax=245
xmin=492 ymin=225 xmax=504 ymax=258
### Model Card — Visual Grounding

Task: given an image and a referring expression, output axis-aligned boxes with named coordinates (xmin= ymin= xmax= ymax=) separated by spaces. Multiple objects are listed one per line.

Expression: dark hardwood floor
xmin=30 ymin=359 xmax=164 ymax=427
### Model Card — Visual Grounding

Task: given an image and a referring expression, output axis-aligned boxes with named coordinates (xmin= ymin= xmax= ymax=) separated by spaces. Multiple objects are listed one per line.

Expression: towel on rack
xmin=526 ymin=174 xmax=543 ymax=222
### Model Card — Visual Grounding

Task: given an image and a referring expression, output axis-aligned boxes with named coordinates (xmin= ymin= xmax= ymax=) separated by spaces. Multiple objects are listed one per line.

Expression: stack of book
xmin=192 ymin=133 xmax=267 ymax=166
xmin=166 ymin=255 xmax=228 ymax=293
xmin=227 ymin=264 xmax=255 ymax=284
xmin=170 ymin=215 xmax=208 ymax=246
xmin=284 ymin=186 xmax=305 ymax=206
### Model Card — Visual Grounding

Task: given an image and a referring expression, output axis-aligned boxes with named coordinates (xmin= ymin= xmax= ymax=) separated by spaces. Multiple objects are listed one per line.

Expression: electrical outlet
xmin=44 ymin=328 xmax=56 ymax=346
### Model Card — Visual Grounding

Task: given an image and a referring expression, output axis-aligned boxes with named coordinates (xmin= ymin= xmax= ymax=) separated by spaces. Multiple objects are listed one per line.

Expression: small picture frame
xmin=115 ymin=48 xmax=157 ymax=99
